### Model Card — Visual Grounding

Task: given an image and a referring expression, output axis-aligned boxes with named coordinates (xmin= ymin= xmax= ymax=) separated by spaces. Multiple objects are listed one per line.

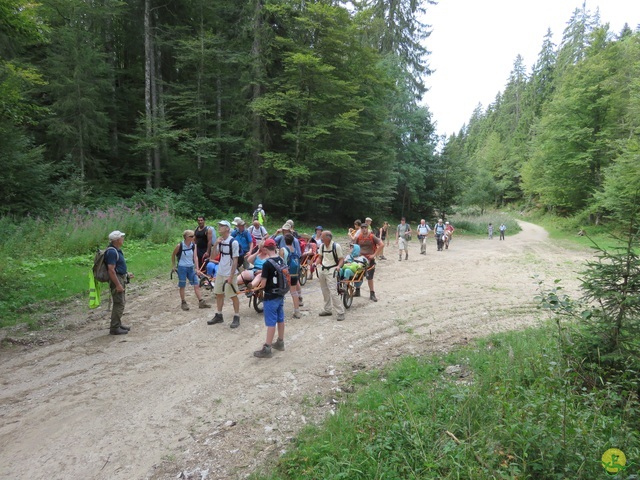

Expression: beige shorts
xmin=213 ymin=274 xmax=238 ymax=297
xmin=398 ymin=237 xmax=407 ymax=250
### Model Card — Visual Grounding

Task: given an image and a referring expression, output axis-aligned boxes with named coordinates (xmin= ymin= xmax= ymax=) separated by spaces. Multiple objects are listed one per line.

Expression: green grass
xmin=447 ymin=212 xmax=521 ymax=237
xmin=252 ymin=324 xmax=640 ymax=480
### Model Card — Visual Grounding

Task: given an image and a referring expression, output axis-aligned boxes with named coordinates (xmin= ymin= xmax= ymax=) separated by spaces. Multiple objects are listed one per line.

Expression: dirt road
xmin=0 ymin=221 xmax=590 ymax=479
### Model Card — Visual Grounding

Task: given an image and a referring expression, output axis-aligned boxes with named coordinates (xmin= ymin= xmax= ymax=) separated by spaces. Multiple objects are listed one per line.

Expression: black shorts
xmin=365 ymin=258 xmax=376 ymax=280
xmin=290 ymin=274 xmax=299 ymax=286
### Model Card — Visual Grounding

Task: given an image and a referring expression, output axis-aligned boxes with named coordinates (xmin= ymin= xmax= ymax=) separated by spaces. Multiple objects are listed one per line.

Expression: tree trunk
xmin=144 ymin=0 xmax=153 ymax=192
xmin=250 ymin=0 xmax=265 ymax=203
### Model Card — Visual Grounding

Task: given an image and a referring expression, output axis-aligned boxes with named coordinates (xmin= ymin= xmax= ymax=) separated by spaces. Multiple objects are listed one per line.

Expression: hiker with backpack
xmin=253 ymin=238 xmax=287 ymax=358
xmin=396 ymin=217 xmax=412 ymax=260
xmin=171 ymin=230 xmax=212 ymax=311
xmin=316 ymin=230 xmax=345 ymax=321
xmin=272 ymin=223 xmax=304 ymax=308
xmin=252 ymin=204 xmax=267 ymax=226
xmin=354 ymin=222 xmax=382 ymax=302
xmin=281 ymin=233 xmax=302 ymax=319
xmin=231 ymin=217 xmax=253 ymax=271
xmin=104 ymin=230 xmax=134 ymax=335
xmin=194 ymin=216 xmax=216 ymax=266
xmin=208 ymin=220 xmax=241 ymax=328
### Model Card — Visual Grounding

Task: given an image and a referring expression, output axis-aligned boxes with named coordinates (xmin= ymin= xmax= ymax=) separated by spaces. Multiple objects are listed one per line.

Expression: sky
xmin=422 ymin=0 xmax=640 ymax=138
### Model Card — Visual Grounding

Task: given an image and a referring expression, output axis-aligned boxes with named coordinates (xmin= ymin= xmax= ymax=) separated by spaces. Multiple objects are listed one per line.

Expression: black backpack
xmin=266 ymin=258 xmax=290 ymax=296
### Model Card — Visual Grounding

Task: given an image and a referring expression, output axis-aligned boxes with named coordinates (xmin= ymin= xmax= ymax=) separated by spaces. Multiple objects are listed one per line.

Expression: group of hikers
xmin=102 ymin=205 xmax=461 ymax=358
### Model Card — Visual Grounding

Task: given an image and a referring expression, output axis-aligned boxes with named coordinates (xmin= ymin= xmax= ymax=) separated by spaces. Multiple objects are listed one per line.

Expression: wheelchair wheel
xmin=253 ymin=293 xmax=264 ymax=313
xmin=299 ymin=265 xmax=308 ymax=286
xmin=343 ymin=283 xmax=354 ymax=309
xmin=199 ymin=276 xmax=213 ymax=290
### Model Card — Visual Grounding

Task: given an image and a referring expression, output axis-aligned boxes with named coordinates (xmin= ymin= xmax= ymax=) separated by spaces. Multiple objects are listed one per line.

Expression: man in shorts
xmin=355 ymin=223 xmax=382 ymax=301
xmin=208 ymin=220 xmax=241 ymax=328
xmin=396 ymin=217 xmax=411 ymax=261
xmin=253 ymin=239 xmax=286 ymax=358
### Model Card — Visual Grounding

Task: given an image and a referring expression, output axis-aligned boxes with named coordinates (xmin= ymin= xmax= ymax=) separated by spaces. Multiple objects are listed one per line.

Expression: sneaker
xmin=293 ymin=311 xmax=302 ymax=319
xmin=298 ymin=297 xmax=304 ymax=307
xmin=336 ymin=315 xmax=345 ymax=321
xmin=405 ymin=254 xmax=408 ymax=260
xmin=354 ymin=288 xmax=361 ymax=297
xmin=318 ymin=311 xmax=332 ymax=317
xmin=272 ymin=338 xmax=285 ymax=351
xmin=199 ymin=299 xmax=211 ymax=309
xmin=230 ymin=315 xmax=240 ymax=329
xmin=253 ymin=344 xmax=272 ymax=358
xmin=181 ymin=301 xmax=190 ymax=311
xmin=379 ymin=255 xmax=387 ymax=260
xmin=370 ymin=292 xmax=378 ymax=302
xmin=207 ymin=313 xmax=223 ymax=325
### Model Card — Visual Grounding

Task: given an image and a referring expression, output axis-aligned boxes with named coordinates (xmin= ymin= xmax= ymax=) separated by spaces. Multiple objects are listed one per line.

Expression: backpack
xmin=93 ymin=246 xmax=117 ymax=282
xmin=219 ymin=237 xmax=238 ymax=258
xmin=321 ymin=242 xmax=339 ymax=268
xmin=266 ymin=257 xmax=290 ymax=296
xmin=286 ymin=247 xmax=300 ymax=276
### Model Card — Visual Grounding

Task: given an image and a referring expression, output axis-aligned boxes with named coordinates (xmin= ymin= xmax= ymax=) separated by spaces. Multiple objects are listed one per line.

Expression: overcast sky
xmin=422 ymin=0 xmax=640 ymax=138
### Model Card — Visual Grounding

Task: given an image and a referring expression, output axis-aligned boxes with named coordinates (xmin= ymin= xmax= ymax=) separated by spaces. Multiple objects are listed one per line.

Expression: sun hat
xmin=108 ymin=230 xmax=125 ymax=241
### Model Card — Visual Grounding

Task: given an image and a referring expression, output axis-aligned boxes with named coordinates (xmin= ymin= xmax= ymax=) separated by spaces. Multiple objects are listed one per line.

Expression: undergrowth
xmin=253 ymin=326 xmax=639 ymax=479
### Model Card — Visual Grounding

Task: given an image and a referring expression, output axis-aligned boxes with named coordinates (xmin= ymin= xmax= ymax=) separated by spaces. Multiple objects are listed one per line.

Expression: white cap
xmin=218 ymin=220 xmax=231 ymax=228
xmin=258 ymin=204 xmax=262 ymax=208
xmin=108 ymin=230 xmax=125 ymax=241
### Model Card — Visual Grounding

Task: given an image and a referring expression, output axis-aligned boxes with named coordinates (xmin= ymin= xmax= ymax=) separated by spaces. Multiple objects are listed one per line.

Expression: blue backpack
xmin=286 ymin=248 xmax=300 ymax=277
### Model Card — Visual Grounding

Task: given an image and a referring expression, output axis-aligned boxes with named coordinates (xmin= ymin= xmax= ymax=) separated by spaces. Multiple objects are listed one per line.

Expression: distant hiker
xmin=488 ymin=223 xmax=494 ymax=240
xmin=194 ymin=215 xmax=216 ymax=266
xmin=316 ymin=230 xmax=345 ymax=320
xmin=433 ymin=219 xmax=446 ymax=251
xmin=253 ymin=204 xmax=267 ymax=225
xmin=417 ymin=219 xmax=431 ymax=255
xmin=172 ymin=230 xmax=211 ymax=311
xmin=499 ymin=223 xmax=506 ymax=240
xmin=396 ymin=217 xmax=411 ymax=260
xmin=253 ymin=238 xmax=286 ymax=358
xmin=208 ymin=220 xmax=241 ymax=328
xmin=104 ymin=230 xmax=134 ymax=335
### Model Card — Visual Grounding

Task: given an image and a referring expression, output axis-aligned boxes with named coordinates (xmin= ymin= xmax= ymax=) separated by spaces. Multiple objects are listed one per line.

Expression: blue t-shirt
xmin=104 ymin=245 xmax=127 ymax=275
xmin=273 ymin=235 xmax=301 ymax=257
xmin=231 ymin=229 xmax=253 ymax=255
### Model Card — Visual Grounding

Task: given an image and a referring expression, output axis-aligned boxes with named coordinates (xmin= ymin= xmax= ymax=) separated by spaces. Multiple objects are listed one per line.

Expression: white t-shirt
xmin=217 ymin=236 xmax=239 ymax=276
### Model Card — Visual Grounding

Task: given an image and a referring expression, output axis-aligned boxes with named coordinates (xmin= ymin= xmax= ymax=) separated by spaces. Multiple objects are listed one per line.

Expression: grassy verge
xmin=253 ymin=324 xmax=639 ymax=479
xmin=448 ymin=212 xmax=521 ymax=237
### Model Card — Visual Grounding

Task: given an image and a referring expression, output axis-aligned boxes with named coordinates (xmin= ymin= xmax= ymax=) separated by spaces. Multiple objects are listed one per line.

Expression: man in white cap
xmin=253 ymin=204 xmax=267 ymax=225
xmin=208 ymin=220 xmax=241 ymax=328
xmin=105 ymin=230 xmax=134 ymax=335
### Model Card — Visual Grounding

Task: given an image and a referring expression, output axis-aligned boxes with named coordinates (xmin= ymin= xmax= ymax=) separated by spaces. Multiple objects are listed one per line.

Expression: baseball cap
xmin=218 ymin=220 xmax=231 ymax=228
xmin=315 ymin=225 xmax=323 ymax=231
xmin=108 ymin=230 xmax=125 ymax=241
xmin=365 ymin=217 xmax=372 ymax=222
xmin=264 ymin=238 xmax=277 ymax=248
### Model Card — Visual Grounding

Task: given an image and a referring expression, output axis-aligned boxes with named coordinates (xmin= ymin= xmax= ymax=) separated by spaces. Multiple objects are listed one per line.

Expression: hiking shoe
xmin=370 ymin=292 xmax=378 ymax=302
xmin=405 ymin=253 xmax=408 ymax=260
xmin=181 ymin=301 xmax=190 ymax=311
xmin=379 ymin=255 xmax=387 ymax=260
xmin=199 ymin=299 xmax=211 ymax=309
xmin=230 ymin=315 xmax=240 ymax=329
xmin=253 ymin=344 xmax=272 ymax=358
xmin=398 ymin=256 xmax=402 ymax=261
xmin=318 ymin=311 xmax=332 ymax=317
xmin=337 ymin=315 xmax=345 ymax=321
xmin=272 ymin=338 xmax=285 ymax=351
xmin=298 ymin=297 xmax=304 ymax=307
xmin=293 ymin=311 xmax=302 ymax=319
xmin=354 ymin=288 xmax=361 ymax=297
xmin=207 ymin=313 xmax=223 ymax=325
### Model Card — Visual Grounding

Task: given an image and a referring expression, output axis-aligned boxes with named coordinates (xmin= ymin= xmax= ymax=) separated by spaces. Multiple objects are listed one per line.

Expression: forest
xmin=1 ymin=1 xmax=639 ymax=225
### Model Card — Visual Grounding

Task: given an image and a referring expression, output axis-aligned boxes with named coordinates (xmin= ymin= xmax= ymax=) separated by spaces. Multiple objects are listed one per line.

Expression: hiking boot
xmin=230 ymin=315 xmax=240 ymax=329
xmin=319 ymin=311 xmax=332 ymax=317
xmin=405 ymin=253 xmax=408 ymax=260
xmin=110 ymin=327 xmax=129 ymax=335
xmin=207 ymin=313 xmax=223 ymax=325
xmin=199 ymin=299 xmax=211 ymax=309
xmin=398 ymin=256 xmax=402 ymax=261
xmin=293 ymin=310 xmax=302 ymax=319
xmin=181 ymin=301 xmax=190 ymax=311
xmin=253 ymin=344 xmax=272 ymax=358
xmin=370 ymin=292 xmax=378 ymax=302
xmin=272 ymin=338 xmax=285 ymax=351
xmin=298 ymin=297 xmax=304 ymax=307
xmin=354 ymin=288 xmax=361 ymax=297
xmin=379 ymin=255 xmax=387 ymax=260
xmin=336 ymin=314 xmax=345 ymax=321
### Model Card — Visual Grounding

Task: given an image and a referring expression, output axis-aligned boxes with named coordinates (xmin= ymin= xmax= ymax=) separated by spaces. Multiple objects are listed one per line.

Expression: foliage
xmin=536 ymin=214 xmax=640 ymax=400
xmin=252 ymin=326 xmax=639 ymax=480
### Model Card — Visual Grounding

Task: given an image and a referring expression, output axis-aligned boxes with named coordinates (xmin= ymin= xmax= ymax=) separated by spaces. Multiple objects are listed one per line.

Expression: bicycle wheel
xmin=343 ymin=283 xmax=354 ymax=309
xmin=253 ymin=293 xmax=264 ymax=313
xmin=299 ymin=265 xmax=308 ymax=286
